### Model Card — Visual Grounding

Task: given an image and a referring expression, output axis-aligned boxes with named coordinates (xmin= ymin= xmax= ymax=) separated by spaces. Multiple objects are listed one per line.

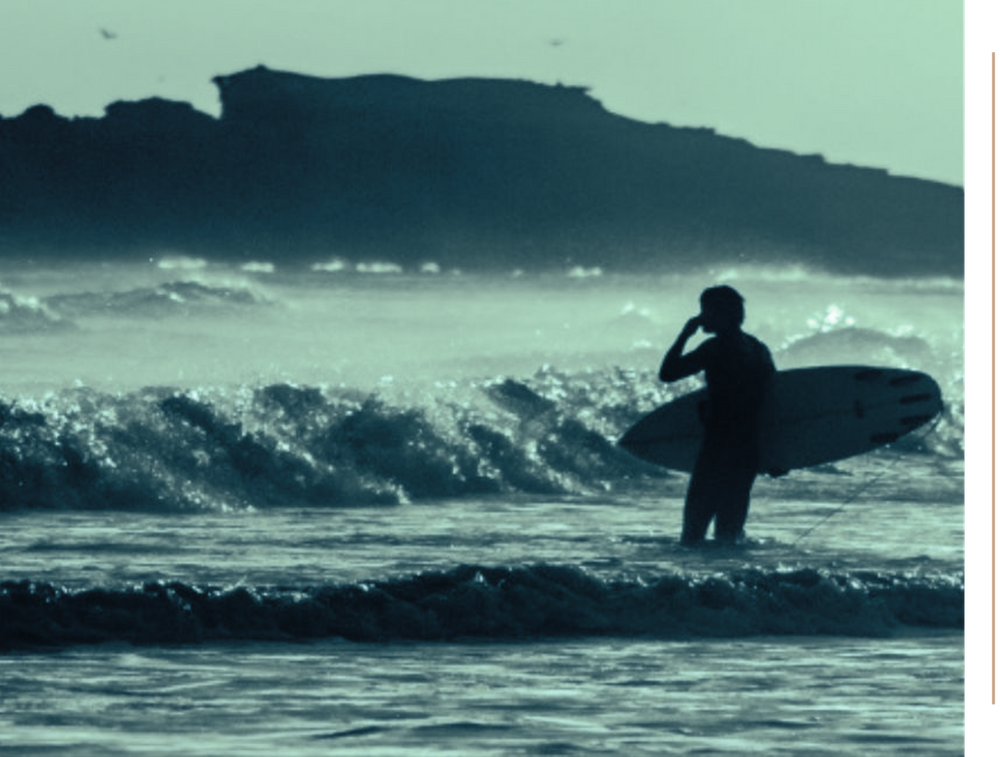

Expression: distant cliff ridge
xmin=0 ymin=66 xmax=962 ymax=277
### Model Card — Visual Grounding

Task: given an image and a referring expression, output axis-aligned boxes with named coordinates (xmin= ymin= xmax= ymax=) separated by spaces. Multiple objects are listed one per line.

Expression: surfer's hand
xmin=681 ymin=316 xmax=702 ymax=338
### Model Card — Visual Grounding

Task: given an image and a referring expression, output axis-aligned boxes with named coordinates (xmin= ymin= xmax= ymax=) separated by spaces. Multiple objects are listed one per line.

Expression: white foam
xmin=240 ymin=262 xmax=276 ymax=274
xmin=310 ymin=258 xmax=350 ymax=273
xmin=155 ymin=255 xmax=208 ymax=271
xmin=357 ymin=262 xmax=404 ymax=275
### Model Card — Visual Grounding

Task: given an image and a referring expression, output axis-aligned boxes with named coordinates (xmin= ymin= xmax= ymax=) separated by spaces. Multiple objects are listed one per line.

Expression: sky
xmin=0 ymin=0 xmax=968 ymax=186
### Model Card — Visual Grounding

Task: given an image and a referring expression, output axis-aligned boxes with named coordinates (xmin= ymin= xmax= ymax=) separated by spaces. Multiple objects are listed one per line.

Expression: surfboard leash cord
xmin=792 ymin=411 xmax=946 ymax=545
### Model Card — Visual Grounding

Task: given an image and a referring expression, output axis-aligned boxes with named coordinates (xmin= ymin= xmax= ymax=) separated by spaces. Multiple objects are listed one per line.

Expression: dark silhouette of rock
xmin=0 ymin=66 xmax=962 ymax=277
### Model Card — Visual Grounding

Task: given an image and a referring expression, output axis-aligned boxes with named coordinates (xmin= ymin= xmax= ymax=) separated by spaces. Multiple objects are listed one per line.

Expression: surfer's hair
xmin=700 ymin=285 xmax=744 ymax=327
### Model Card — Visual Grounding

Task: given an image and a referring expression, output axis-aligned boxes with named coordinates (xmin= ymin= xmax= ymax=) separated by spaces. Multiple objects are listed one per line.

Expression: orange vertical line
xmin=990 ymin=50 xmax=997 ymax=707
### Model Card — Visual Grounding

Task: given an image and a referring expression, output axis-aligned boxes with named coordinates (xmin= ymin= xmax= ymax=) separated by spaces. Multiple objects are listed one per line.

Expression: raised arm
xmin=659 ymin=316 xmax=708 ymax=382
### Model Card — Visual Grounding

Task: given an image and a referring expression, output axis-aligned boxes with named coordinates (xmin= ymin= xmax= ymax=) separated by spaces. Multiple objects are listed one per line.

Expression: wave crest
xmin=0 ymin=289 xmax=71 ymax=333
xmin=0 ymin=565 xmax=963 ymax=651
xmin=46 ymin=280 xmax=270 ymax=318
xmin=0 ymin=363 xmax=961 ymax=512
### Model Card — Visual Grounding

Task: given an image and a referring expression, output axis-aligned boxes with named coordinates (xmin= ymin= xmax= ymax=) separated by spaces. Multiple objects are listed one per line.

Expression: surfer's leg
xmin=681 ymin=449 xmax=719 ymax=544
xmin=713 ymin=452 xmax=757 ymax=542
xmin=681 ymin=490 xmax=714 ymax=544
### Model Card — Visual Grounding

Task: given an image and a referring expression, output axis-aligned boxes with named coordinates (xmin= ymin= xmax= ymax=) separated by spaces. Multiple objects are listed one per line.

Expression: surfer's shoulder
xmin=743 ymin=331 xmax=772 ymax=355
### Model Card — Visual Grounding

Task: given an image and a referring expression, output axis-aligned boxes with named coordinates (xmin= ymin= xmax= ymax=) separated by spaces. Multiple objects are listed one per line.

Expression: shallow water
xmin=1 ymin=634 xmax=962 ymax=756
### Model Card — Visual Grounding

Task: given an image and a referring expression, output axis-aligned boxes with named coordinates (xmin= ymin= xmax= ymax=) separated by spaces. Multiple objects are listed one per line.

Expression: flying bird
xmin=99 ymin=28 xmax=118 ymax=41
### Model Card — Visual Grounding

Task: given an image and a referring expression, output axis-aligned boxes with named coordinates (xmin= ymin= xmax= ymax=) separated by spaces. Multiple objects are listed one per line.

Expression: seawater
xmin=0 ymin=260 xmax=963 ymax=755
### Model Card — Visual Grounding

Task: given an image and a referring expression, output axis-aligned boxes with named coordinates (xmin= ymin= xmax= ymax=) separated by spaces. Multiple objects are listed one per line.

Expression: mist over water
xmin=0 ymin=255 xmax=962 ymax=392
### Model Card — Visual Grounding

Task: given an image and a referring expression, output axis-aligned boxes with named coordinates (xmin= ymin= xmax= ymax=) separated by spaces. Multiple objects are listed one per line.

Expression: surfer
xmin=659 ymin=286 xmax=775 ymax=544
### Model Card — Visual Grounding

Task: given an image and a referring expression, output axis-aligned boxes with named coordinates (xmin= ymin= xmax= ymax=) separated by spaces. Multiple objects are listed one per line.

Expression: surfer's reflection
xmin=659 ymin=286 xmax=775 ymax=545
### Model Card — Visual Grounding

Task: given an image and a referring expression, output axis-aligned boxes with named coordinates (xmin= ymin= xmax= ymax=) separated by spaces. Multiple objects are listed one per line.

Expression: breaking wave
xmin=0 ymin=288 xmax=71 ymax=333
xmin=0 ymin=362 xmax=963 ymax=513
xmin=45 ymin=279 xmax=271 ymax=319
xmin=0 ymin=564 xmax=963 ymax=651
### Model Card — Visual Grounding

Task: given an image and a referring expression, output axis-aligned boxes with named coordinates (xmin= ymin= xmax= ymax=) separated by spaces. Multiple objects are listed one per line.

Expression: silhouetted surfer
xmin=659 ymin=286 xmax=775 ymax=544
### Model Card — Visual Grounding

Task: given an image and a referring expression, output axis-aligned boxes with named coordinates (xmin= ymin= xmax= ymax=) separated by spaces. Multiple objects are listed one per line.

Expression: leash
xmin=792 ymin=413 xmax=944 ymax=545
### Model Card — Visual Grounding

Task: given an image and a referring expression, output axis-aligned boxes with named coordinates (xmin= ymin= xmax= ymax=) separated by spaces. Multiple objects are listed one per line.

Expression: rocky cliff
xmin=0 ymin=66 xmax=963 ymax=276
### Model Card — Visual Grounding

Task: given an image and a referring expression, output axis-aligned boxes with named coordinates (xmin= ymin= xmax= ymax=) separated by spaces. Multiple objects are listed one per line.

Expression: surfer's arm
xmin=659 ymin=319 xmax=710 ymax=382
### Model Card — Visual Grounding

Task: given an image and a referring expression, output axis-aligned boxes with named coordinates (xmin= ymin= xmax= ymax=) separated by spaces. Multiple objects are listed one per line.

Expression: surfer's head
xmin=699 ymin=285 xmax=744 ymax=334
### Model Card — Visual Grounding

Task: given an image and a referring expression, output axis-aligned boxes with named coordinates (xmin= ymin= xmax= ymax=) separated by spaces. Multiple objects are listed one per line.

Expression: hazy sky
xmin=0 ymin=0 xmax=967 ymax=185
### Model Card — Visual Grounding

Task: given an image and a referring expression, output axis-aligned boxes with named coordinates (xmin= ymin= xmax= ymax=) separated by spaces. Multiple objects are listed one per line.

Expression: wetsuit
xmin=662 ymin=332 xmax=775 ymax=543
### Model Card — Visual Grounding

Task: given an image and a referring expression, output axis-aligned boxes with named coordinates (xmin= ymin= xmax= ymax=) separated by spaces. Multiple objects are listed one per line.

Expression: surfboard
xmin=618 ymin=366 xmax=942 ymax=474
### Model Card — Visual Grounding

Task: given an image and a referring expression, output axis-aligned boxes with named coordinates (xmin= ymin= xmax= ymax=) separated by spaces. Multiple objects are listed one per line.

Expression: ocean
xmin=0 ymin=257 xmax=963 ymax=755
